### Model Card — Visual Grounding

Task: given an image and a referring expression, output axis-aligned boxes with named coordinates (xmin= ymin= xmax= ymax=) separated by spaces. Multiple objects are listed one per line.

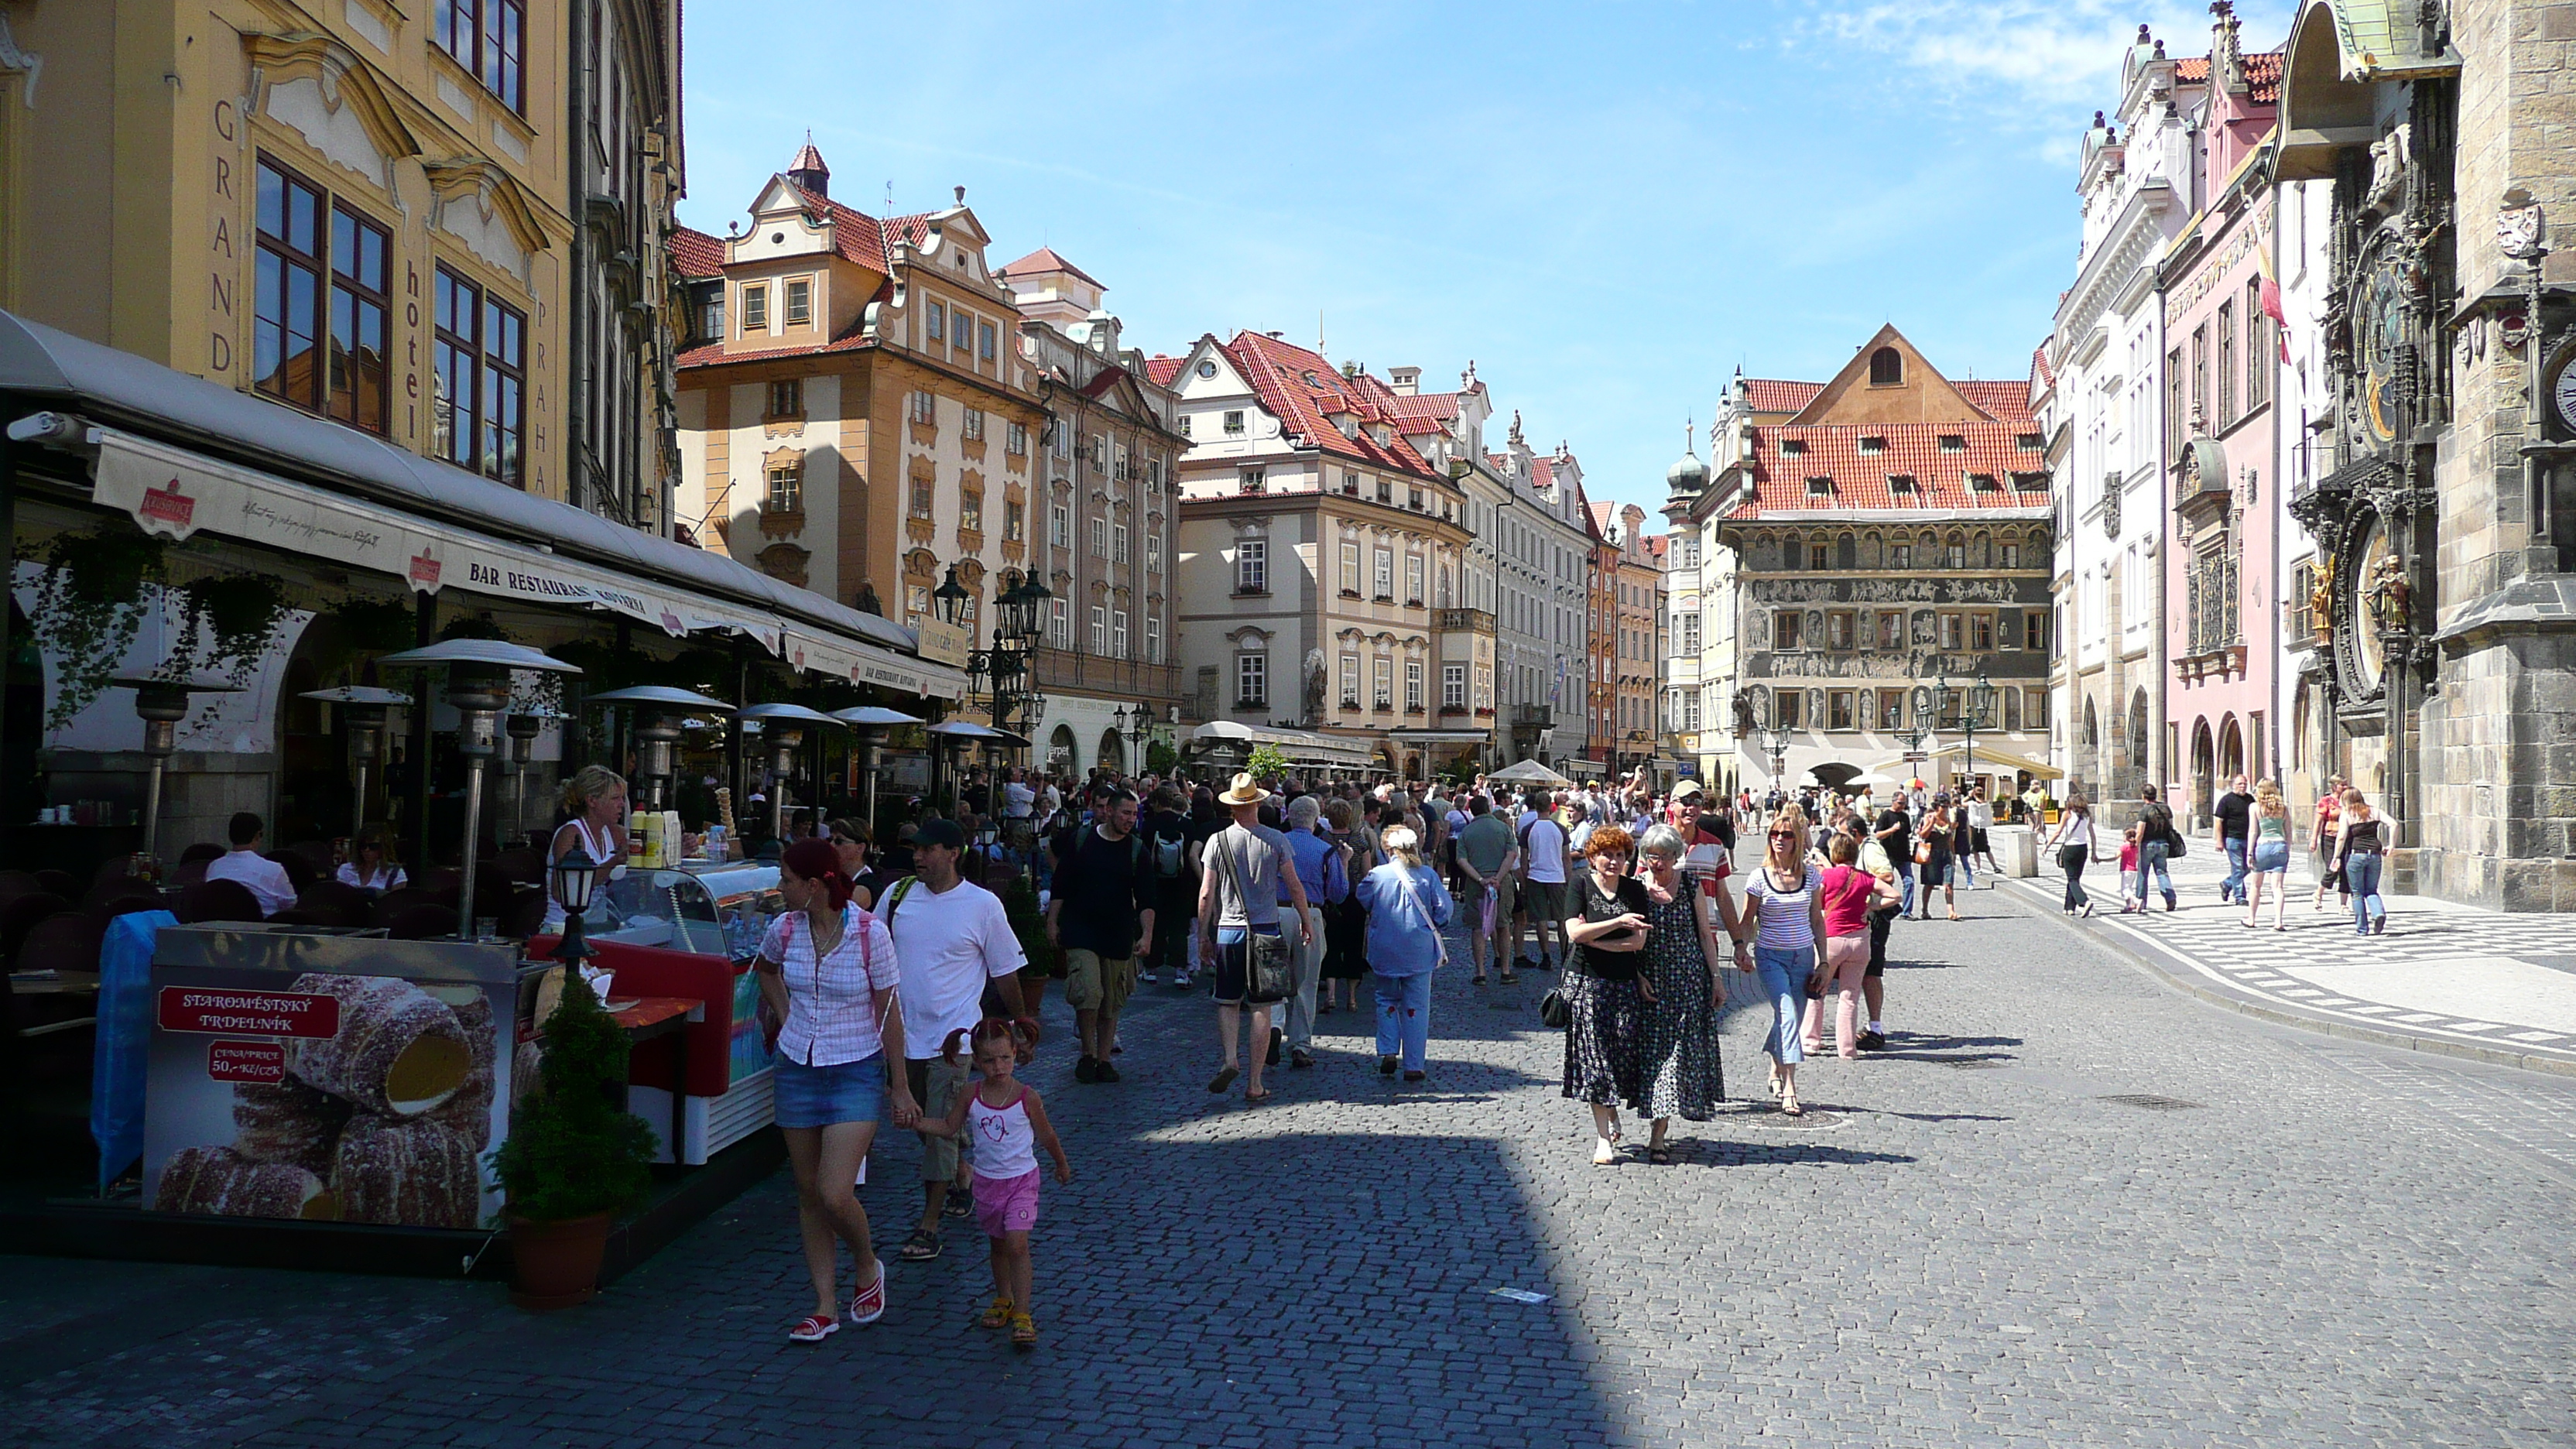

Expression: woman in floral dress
xmin=1633 ymin=824 xmax=1748 ymax=1162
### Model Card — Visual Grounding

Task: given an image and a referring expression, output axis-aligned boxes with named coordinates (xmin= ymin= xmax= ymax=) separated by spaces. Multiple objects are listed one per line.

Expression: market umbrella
xmin=1848 ymin=771 xmax=1899 ymax=788
xmin=1486 ymin=759 xmax=1575 ymax=788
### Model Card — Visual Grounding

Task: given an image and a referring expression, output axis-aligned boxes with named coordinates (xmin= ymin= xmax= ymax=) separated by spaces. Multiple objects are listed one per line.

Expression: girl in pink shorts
xmin=920 ymin=1018 xmax=1072 ymax=1348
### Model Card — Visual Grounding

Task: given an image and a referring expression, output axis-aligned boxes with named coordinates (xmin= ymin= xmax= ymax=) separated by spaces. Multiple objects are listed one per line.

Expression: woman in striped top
xmin=1741 ymin=813 xmax=1829 ymax=1117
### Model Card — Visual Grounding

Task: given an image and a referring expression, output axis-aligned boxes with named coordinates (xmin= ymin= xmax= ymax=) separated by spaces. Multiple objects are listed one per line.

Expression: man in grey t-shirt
xmin=1196 ymin=772 xmax=1314 ymax=1100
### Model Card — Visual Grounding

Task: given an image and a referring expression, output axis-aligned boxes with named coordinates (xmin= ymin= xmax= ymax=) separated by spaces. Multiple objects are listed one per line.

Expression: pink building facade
xmin=2159 ymin=4 xmax=2283 ymax=827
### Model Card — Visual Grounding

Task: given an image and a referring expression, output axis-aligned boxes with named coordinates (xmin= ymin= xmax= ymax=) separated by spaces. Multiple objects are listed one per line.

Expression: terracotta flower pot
xmin=506 ymin=1211 xmax=613 ymax=1310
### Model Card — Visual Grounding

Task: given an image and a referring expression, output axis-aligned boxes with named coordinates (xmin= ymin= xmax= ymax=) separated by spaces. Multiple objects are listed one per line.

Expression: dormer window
xmin=741 ymin=284 xmax=768 ymax=331
xmin=1780 ymin=439 xmax=1806 ymax=456
xmin=1969 ymin=472 xmax=2002 ymax=492
xmin=1858 ymin=435 xmax=1886 ymax=454
xmin=2016 ymin=432 xmax=2044 ymax=451
xmin=1805 ymin=476 xmax=1834 ymax=498
xmin=2012 ymin=471 xmax=2050 ymax=492
xmin=1937 ymin=433 xmax=1966 ymax=453
xmin=1888 ymin=474 xmax=1918 ymax=495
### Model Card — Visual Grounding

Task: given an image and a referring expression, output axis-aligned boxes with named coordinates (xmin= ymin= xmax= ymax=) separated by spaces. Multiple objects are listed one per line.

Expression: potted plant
xmin=488 ymin=970 xmax=657 ymax=1310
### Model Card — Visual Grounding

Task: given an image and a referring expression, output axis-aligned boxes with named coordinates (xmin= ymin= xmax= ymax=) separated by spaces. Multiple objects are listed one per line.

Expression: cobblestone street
xmin=8 ymin=884 xmax=2574 ymax=1449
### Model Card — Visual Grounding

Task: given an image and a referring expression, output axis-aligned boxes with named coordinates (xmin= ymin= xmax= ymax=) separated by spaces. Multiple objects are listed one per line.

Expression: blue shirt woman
xmin=1355 ymin=827 xmax=1451 ymax=1080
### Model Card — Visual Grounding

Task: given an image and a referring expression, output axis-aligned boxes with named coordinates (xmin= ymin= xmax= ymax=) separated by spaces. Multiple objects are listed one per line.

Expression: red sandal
xmin=788 ymin=1314 xmax=838 ymax=1344
xmin=848 ymin=1259 xmax=886 ymax=1327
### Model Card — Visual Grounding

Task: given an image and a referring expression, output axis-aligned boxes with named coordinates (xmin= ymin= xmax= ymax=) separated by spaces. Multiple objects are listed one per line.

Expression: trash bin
xmin=1992 ymin=824 xmax=2039 ymax=879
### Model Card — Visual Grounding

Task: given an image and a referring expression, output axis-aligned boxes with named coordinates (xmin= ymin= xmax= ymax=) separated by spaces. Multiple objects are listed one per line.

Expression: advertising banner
xmin=144 ymin=928 xmax=526 ymax=1230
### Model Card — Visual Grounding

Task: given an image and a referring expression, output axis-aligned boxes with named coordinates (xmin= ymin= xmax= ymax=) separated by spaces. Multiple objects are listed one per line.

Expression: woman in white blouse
xmin=335 ymin=834 xmax=407 ymax=892
xmin=754 ymin=836 xmax=919 ymax=1344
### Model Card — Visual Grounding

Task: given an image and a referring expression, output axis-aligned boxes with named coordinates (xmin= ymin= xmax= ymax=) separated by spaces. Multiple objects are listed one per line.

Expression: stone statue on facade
xmin=2365 ymin=553 xmax=2411 ymax=634
xmin=1302 ymin=648 xmax=1326 ymax=721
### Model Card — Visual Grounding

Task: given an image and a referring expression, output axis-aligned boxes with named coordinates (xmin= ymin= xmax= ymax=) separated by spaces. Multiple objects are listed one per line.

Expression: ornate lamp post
xmin=1112 ymin=702 xmax=1152 ymax=772
xmin=949 ymin=567 xmax=1053 ymax=748
xmin=1757 ymin=724 xmax=1790 ymax=787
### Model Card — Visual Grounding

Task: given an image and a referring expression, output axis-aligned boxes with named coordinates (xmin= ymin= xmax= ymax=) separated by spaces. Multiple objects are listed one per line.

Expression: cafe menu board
xmin=142 ymin=927 xmax=525 ymax=1231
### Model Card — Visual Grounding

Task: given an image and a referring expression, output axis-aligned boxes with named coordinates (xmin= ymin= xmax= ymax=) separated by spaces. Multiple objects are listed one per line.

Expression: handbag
xmin=1912 ymin=840 xmax=1932 ymax=865
xmin=1539 ymin=984 xmax=1573 ymax=1029
xmin=1216 ymin=830 xmax=1294 ymax=1000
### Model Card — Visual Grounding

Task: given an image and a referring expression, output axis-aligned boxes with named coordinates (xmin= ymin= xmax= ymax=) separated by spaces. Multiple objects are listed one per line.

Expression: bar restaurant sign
xmin=913 ymin=617 xmax=971 ymax=668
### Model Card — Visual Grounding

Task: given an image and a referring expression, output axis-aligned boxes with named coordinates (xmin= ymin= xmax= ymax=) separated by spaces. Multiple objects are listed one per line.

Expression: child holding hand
xmin=2119 ymin=824 xmax=2143 ymax=913
xmin=920 ymin=1018 xmax=1072 ymax=1348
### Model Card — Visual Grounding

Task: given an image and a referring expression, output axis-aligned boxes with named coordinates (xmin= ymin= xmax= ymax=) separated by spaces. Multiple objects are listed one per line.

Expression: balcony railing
xmin=1512 ymin=704 xmax=1553 ymax=729
xmin=1436 ymin=607 xmax=1495 ymax=634
xmin=1030 ymin=649 xmax=1184 ymax=702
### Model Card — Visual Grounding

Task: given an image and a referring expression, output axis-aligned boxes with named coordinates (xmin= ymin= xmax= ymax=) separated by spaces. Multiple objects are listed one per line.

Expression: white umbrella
xmin=1848 ymin=771 xmax=1898 ymax=788
xmin=1487 ymin=759 xmax=1574 ymax=787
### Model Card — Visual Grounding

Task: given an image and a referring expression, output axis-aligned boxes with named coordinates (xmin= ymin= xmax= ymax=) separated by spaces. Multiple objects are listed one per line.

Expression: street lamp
xmin=953 ymin=566 xmax=1052 ymax=748
xmin=933 ymin=564 xmax=971 ymax=625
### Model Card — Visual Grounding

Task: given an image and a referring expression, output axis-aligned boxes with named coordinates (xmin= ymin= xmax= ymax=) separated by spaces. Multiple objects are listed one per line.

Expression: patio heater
xmin=737 ymin=703 xmax=844 ymax=843
xmin=108 ymin=673 xmax=242 ymax=869
xmin=500 ymin=711 xmax=553 ymax=848
xmin=300 ymin=686 xmax=413 ymax=844
xmin=584 ymin=685 xmax=735 ymax=813
xmin=379 ymin=640 xmax=582 ymax=940
xmin=829 ymin=705 xmax=922 ymax=835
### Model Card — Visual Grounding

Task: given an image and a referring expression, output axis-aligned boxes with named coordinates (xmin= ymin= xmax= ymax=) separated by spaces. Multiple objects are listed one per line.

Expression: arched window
xmin=1869 ymin=347 xmax=1903 ymax=386
xmin=1779 ymin=533 xmax=1800 ymax=570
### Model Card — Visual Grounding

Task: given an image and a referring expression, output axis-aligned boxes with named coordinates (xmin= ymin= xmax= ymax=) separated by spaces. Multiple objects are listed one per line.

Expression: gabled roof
xmin=1216 ymin=331 xmax=1442 ymax=478
xmin=1744 ymin=379 xmax=1826 ymax=415
xmin=1958 ymin=379 xmax=2036 ymax=425
xmin=2173 ymin=50 xmax=2284 ymax=103
xmin=762 ymin=173 xmax=933 ymax=276
xmin=1725 ymin=421 xmax=2050 ymax=520
xmin=1588 ymin=500 xmax=1617 ymax=532
xmin=671 ymin=226 xmax=725 ymax=280
xmin=999 ymin=246 xmax=1105 ymax=289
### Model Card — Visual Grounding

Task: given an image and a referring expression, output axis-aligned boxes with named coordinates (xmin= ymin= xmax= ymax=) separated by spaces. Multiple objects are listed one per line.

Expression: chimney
xmin=1389 ymin=366 xmax=1421 ymax=396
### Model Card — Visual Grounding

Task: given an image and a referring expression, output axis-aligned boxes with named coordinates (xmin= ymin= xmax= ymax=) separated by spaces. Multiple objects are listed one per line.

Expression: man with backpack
xmin=1046 ymin=786 xmax=1158 ymax=1083
xmin=1139 ymin=785 xmax=1197 ymax=989
xmin=2136 ymin=783 xmax=2180 ymax=913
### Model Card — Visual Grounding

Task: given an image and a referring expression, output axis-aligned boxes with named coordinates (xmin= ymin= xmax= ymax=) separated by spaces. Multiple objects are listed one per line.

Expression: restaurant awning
xmin=0 ymin=310 xmax=964 ymax=698
xmin=1869 ymin=745 xmax=2063 ymax=780
xmin=1190 ymin=720 xmax=1376 ymax=766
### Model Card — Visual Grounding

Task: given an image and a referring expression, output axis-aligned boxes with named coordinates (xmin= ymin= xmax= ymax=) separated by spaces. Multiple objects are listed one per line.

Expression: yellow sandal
xmin=980 ymin=1295 xmax=1016 ymax=1329
xmin=1009 ymin=1310 xmax=1038 ymax=1349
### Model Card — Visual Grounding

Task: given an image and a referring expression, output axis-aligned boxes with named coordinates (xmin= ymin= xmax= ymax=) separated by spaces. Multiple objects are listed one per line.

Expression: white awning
xmin=87 ymin=427 xmax=963 ymax=697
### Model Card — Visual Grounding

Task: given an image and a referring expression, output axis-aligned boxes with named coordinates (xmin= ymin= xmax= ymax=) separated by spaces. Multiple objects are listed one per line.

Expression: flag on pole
xmin=2255 ymin=241 xmax=2290 ymax=361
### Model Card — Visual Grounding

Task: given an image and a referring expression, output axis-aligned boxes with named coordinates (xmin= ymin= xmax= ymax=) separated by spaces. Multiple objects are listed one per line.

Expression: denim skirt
xmin=772 ymin=1052 xmax=886 ymax=1129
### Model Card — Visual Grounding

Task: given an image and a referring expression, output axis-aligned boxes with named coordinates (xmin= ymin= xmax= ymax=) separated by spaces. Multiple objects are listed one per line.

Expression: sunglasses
xmin=1769 ymin=830 xmax=1800 ymax=840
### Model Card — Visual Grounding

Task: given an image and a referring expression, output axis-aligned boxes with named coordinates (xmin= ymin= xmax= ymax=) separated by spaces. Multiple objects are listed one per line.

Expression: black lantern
xmin=933 ymin=564 xmax=970 ymax=626
xmin=550 ymin=844 xmax=598 ymax=964
xmin=1005 ymin=571 xmax=1051 ymax=645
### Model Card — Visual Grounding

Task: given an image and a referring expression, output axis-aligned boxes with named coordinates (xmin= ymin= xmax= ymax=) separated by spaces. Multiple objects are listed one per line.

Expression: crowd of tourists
xmin=2041 ymin=772 xmax=2395 ymax=935
xmin=637 ymin=754 xmax=2010 ymax=1348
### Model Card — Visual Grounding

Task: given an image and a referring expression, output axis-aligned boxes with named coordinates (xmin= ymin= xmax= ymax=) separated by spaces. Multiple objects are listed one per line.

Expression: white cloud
xmin=1793 ymin=1 xmax=2293 ymax=116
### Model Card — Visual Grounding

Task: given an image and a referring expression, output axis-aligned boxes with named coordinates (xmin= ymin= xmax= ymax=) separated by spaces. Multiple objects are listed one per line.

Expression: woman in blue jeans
xmin=2332 ymin=787 xmax=2394 ymax=935
xmin=1355 ymin=825 xmax=1451 ymax=1082
xmin=1741 ymin=814 xmax=1829 ymax=1117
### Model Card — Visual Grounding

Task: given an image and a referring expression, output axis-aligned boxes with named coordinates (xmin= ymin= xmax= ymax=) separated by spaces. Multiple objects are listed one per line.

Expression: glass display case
xmin=590 ymin=862 xmax=783 ymax=1161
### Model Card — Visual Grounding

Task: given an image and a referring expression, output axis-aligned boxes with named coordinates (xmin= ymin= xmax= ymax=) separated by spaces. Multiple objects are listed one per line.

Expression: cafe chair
xmin=265 ymin=850 xmax=320 ymax=895
xmin=32 ymin=869 xmax=81 ymax=901
xmin=265 ymin=908 xmax=339 ymax=928
xmin=0 ymin=871 xmax=42 ymax=906
xmin=416 ymin=867 xmax=464 ymax=904
xmin=170 ymin=859 xmax=211 ymax=889
xmin=294 ymin=880 xmax=373 ymax=928
xmin=177 ymin=842 xmax=226 ymax=866
xmin=0 ymin=893 xmax=72 ymax=962
xmin=175 ymin=879 xmax=262 ymax=925
xmin=496 ymin=886 xmax=548 ymax=940
xmin=15 ymin=913 xmax=104 ymax=981
xmin=369 ymin=887 xmax=433 ymax=926
xmin=489 ymin=848 xmax=547 ymax=886
xmin=382 ymin=903 xmax=457 ymax=940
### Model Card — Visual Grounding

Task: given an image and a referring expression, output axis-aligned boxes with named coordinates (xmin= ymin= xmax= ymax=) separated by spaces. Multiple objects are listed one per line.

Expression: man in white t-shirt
xmin=204 ymin=813 xmax=296 ymax=916
xmin=1514 ymin=788 xmax=1573 ymax=972
xmin=875 ymin=817 xmax=1027 ymax=1262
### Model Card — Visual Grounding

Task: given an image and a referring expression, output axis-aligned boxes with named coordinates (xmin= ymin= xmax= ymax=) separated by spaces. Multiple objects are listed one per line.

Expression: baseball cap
xmin=913 ymin=817 xmax=966 ymax=850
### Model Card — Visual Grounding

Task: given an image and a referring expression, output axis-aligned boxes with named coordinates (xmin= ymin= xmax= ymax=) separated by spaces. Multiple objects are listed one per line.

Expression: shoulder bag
xmin=1215 ymin=829 xmax=1294 ymax=1001
xmin=1387 ymin=865 xmax=1450 ymax=970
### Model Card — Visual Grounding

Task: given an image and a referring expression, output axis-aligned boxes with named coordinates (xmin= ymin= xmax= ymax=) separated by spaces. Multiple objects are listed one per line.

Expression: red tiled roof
xmin=671 ymin=226 xmax=725 ymax=279
xmin=2029 ymin=343 xmax=2056 ymax=392
xmin=1725 ymin=421 xmax=2050 ymax=520
xmin=1644 ymin=535 xmax=1669 ymax=560
xmin=1588 ymin=500 xmax=1617 ymax=532
xmin=675 ymin=319 xmax=881 ymax=370
xmin=1744 ymin=379 xmax=1825 ymax=414
xmin=2173 ymin=50 xmax=2283 ymax=103
xmin=999 ymin=246 xmax=1105 ymax=289
xmin=1143 ymin=355 xmax=1184 ymax=387
xmin=1216 ymin=331 xmax=1442 ymax=478
xmin=773 ymin=176 xmax=932 ymax=276
xmin=1958 ymin=379 xmax=2035 ymax=424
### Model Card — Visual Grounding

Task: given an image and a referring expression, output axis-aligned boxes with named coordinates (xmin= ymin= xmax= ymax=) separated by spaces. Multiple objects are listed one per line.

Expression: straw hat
xmin=1218 ymin=772 xmax=1270 ymax=807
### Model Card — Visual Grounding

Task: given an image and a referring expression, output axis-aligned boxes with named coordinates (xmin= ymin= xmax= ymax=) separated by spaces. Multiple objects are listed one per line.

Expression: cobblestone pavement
xmin=2002 ymin=830 xmax=2576 ymax=1073
xmin=6 ymin=882 xmax=2575 ymax=1448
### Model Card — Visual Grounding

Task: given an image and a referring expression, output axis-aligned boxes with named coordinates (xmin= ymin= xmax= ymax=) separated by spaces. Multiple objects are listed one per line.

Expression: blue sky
xmin=678 ymin=1 xmax=2293 ymax=519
